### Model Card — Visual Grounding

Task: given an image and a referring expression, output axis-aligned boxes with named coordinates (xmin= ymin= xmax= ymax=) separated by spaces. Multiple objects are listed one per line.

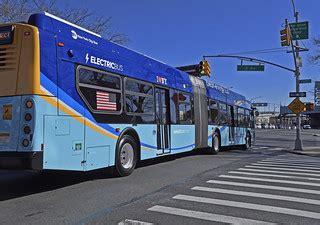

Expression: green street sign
xmin=299 ymin=79 xmax=312 ymax=84
xmin=289 ymin=21 xmax=309 ymax=40
xmin=237 ymin=65 xmax=264 ymax=72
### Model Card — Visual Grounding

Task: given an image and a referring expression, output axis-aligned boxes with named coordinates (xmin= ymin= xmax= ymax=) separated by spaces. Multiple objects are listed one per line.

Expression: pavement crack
xmin=24 ymin=211 xmax=44 ymax=217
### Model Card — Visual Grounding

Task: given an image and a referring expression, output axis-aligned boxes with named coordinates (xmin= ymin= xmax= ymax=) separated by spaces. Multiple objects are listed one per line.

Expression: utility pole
xmin=291 ymin=0 xmax=303 ymax=150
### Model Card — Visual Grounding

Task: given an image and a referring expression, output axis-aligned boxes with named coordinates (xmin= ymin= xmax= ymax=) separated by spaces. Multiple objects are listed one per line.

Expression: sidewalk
xmin=283 ymin=147 xmax=320 ymax=157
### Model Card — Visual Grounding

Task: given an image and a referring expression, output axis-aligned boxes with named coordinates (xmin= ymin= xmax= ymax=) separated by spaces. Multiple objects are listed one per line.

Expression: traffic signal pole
xmin=291 ymin=5 xmax=303 ymax=150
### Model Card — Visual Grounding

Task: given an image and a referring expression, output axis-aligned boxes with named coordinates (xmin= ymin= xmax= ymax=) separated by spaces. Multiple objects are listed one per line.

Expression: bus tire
xmin=243 ymin=132 xmax=251 ymax=150
xmin=211 ymin=132 xmax=221 ymax=155
xmin=114 ymin=135 xmax=137 ymax=177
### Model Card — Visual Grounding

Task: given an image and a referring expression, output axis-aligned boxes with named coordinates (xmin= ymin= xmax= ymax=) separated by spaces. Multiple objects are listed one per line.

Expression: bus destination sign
xmin=0 ymin=26 xmax=14 ymax=45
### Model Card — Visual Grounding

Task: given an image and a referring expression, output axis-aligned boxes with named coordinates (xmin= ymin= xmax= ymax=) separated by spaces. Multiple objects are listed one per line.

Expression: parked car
xmin=303 ymin=125 xmax=312 ymax=129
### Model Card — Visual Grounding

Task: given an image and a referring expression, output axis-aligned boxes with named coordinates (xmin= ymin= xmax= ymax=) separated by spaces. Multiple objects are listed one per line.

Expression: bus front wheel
xmin=114 ymin=135 xmax=137 ymax=177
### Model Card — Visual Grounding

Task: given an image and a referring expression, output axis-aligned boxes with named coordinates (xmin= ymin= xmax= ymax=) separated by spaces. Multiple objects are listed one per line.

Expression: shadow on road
xmin=0 ymin=147 xmax=241 ymax=202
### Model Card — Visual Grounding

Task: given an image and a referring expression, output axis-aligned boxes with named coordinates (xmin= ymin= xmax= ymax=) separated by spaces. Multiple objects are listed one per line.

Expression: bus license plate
xmin=3 ymin=104 xmax=12 ymax=120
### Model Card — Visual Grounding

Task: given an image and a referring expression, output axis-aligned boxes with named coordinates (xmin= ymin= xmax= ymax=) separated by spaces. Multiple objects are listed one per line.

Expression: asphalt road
xmin=0 ymin=129 xmax=319 ymax=225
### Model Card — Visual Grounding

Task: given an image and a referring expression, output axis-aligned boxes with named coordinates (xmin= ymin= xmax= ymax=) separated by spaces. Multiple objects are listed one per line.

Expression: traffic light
xmin=280 ymin=26 xmax=291 ymax=46
xmin=204 ymin=60 xmax=211 ymax=77
xmin=198 ymin=60 xmax=211 ymax=77
xmin=198 ymin=60 xmax=205 ymax=75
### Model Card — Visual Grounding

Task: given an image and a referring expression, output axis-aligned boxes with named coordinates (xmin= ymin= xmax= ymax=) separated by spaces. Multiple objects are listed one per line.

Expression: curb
xmin=282 ymin=149 xmax=320 ymax=157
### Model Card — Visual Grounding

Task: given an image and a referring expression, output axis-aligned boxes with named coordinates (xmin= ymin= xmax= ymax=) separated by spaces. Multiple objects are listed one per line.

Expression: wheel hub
xmin=120 ymin=143 xmax=134 ymax=169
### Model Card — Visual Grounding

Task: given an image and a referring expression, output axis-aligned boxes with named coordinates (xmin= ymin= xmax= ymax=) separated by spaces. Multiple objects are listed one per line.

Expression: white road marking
xmin=239 ymin=168 xmax=320 ymax=177
xmin=207 ymin=180 xmax=320 ymax=195
xmin=256 ymin=161 xmax=320 ymax=167
xmin=262 ymin=147 xmax=284 ymax=151
xmin=191 ymin=186 xmax=320 ymax=205
xmin=268 ymin=147 xmax=283 ymax=150
xmin=245 ymin=165 xmax=320 ymax=173
xmin=263 ymin=159 xmax=320 ymax=164
xmin=229 ymin=171 xmax=320 ymax=181
xmin=218 ymin=175 xmax=320 ymax=187
xmin=263 ymin=158 xmax=320 ymax=164
xmin=118 ymin=219 xmax=154 ymax=225
xmin=148 ymin=205 xmax=274 ymax=225
xmin=258 ymin=147 xmax=269 ymax=149
xmin=251 ymin=163 xmax=320 ymax=170
xmin=173 ymin=194 xmax=320 ymax=220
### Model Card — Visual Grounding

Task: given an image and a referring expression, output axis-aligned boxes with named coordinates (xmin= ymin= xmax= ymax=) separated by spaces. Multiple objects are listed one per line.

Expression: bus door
xmin=229 ymin=105 xmax=235 ymax=144
xmin=155 ymin=88 xmax=170 ymax=154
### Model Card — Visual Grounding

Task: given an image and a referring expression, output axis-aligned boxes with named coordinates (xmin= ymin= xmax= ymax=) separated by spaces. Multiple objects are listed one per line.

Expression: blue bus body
xmin=0 ymin=13 xmax=254 ymax=172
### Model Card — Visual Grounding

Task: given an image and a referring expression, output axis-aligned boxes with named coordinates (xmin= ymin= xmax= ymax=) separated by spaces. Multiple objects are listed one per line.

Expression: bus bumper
xmin=0 ymin=152 xmax=43 ymax=170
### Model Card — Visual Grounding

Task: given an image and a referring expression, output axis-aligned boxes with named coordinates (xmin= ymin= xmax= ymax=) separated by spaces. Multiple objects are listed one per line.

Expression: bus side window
xmin=124 ymin=78 xmax=155 ymax=123
xmin=238 ymin=107 xmax=245 ymax=127
xmin=170 ymin=89 xmax=178 ymax=124
xmin=208 ymin=99 xmax=218 ymax=125
xmin=178 ymin=92 xmax=193 ymax=124
xmin=76 ymin=66 xmax=122 ymax=114
xmin=244 ymin=109 xmax=250 ymax=128
xmin=233 ymin=106 xmax=238 ymax=127
xmin=217 ymin=102 xmax=228 ymax=125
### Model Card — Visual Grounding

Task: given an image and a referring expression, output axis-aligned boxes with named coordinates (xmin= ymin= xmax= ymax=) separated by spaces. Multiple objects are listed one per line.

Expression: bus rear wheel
xmin=114 ymin=135 xmax=137 ymax=177
xmin=211 ymin=132 xmax=221 ymax=155
xmin=243 ymin=133 xmax=251 ymax=150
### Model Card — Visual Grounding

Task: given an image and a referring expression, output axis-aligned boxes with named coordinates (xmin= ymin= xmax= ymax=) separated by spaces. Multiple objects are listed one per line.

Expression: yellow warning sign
xmin=288 ymin=98 xmax=305 ymax=114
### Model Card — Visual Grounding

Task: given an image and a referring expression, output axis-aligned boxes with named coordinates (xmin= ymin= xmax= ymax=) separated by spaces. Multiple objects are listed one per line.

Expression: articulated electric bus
xmin=0 ymin=13 xmax=254 ymax=176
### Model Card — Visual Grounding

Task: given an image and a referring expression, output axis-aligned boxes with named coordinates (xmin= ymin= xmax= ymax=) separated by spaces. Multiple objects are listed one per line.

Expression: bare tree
xmin=0 ymin=0 xmax=129 ymax=45
xmin=309 ymin=37 xmax=320 ymax=64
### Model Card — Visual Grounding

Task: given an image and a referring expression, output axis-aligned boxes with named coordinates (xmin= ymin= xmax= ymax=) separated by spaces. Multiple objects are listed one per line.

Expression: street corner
xmin=283 ymin=147 xmax=320 ymax=157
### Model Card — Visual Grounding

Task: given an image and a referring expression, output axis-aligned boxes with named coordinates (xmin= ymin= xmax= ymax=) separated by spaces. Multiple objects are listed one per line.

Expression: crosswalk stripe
xmin=258 ymin=147 xmax=269 ymax=149
xmin=251 ymin=163 xmax=320 ymax=170
xmin=256 ymin=161 xmax=320 ymax=167
xmin=246 ymin=165 xmax=320 ymax=173
xmin=207 ymin=180 xmax=320 ymax=195
xmin=260 ymin=160 xmax=320 ymax=165
xmin=218 ymin=175 xmax=320 ymax=187
xmin=229 ymin=171 xmax=320 ymax=181
xmin=239 ymin=168 xmax=320 ymax=177
xmin=191 ymin=186 xmax=320 ymax=205
xmin=268 ymin=147 xmax=283 ymax=150
xmin=148 ymin=205 xmax=274 ymax=224
xmin=173 ymin=194 xmax=320 ymax=220
xmin=118 ymin=219 xmax=154 ymax=225
xmin=263 ymin=158 xmax=320 ymax=164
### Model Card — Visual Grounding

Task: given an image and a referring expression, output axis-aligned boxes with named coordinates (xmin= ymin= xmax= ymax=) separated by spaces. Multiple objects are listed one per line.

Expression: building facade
xmin=315 ymin=81 xmax=320 ymax=112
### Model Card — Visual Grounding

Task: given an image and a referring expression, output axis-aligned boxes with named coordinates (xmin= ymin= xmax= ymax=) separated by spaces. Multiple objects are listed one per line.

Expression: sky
xmin=58 ymin=0 xmax=320 ymax=106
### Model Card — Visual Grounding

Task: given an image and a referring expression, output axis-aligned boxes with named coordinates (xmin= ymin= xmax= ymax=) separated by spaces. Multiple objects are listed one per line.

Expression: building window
xmin=76 ymin=66 xmax=122 ymax=114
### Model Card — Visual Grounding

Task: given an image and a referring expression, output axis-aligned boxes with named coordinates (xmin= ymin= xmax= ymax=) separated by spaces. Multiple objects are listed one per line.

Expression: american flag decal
xmin=96 ymin=91 xmax=117 ymax=111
